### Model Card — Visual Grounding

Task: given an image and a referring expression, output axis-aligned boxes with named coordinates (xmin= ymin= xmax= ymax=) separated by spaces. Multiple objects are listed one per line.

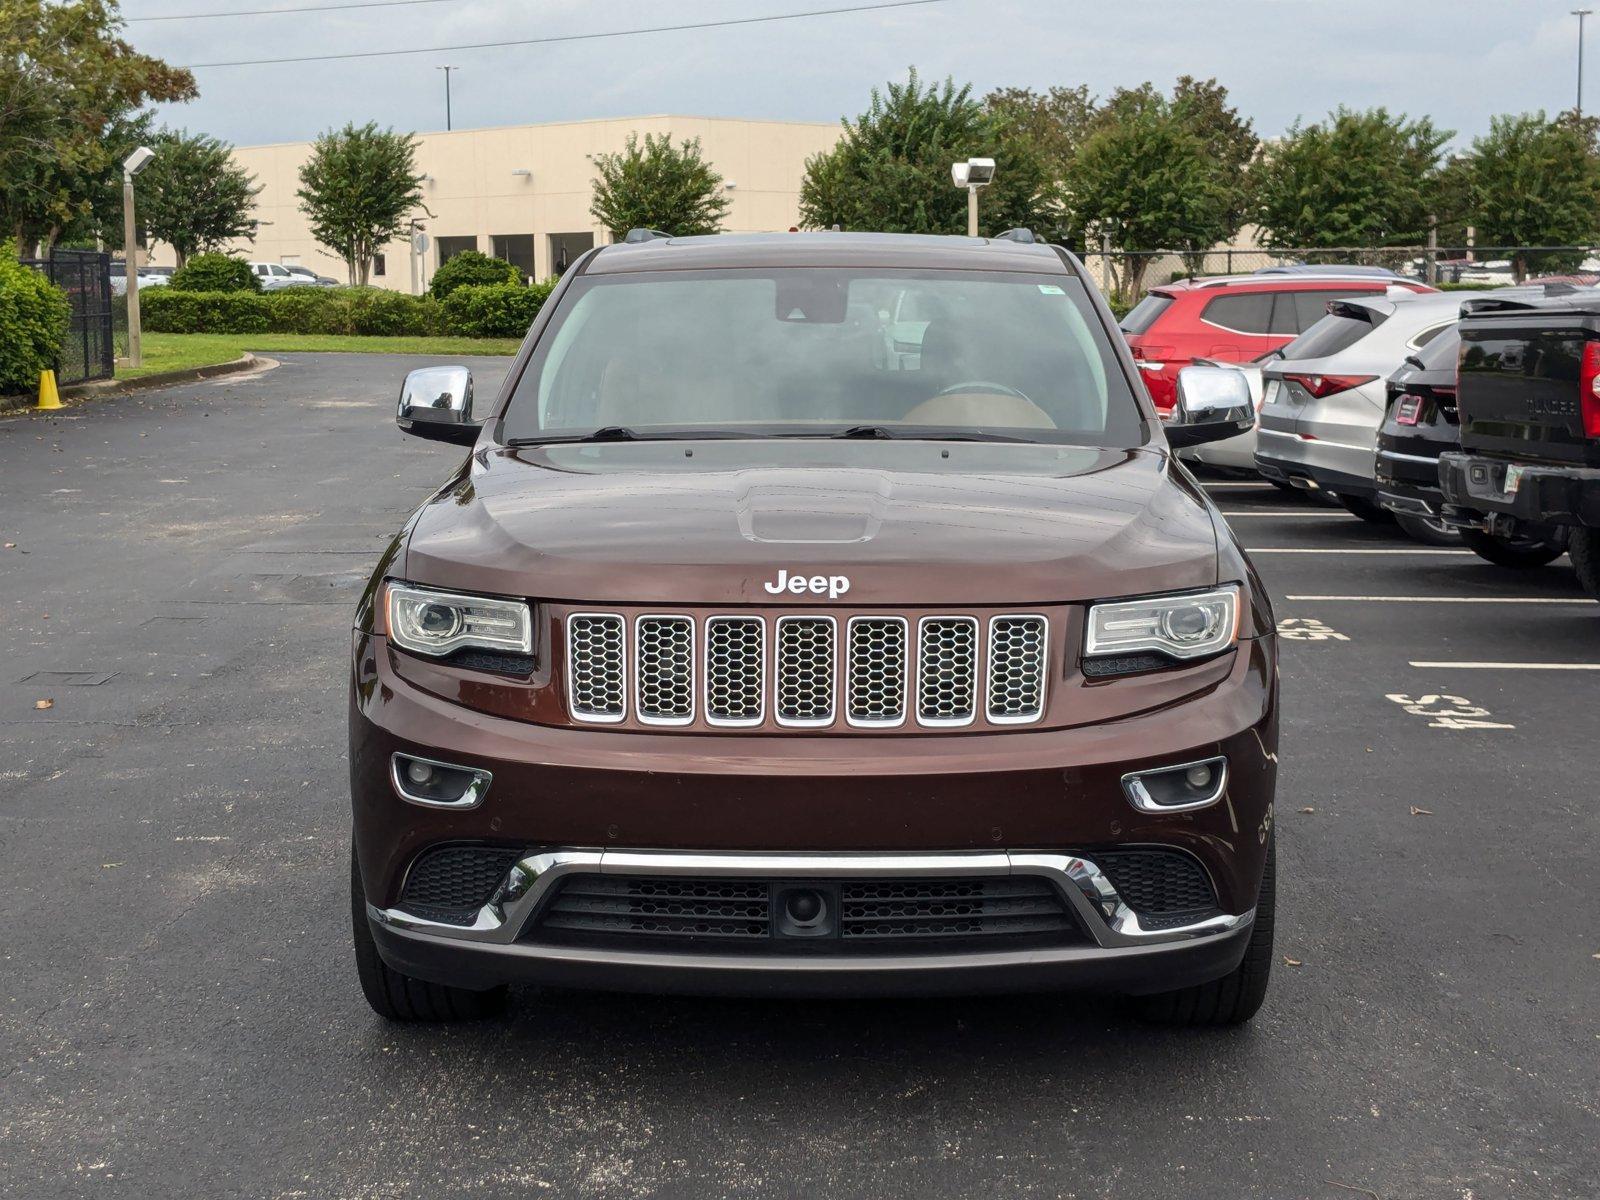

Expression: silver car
xmin=1255 ymin=291 xmax=1476 ymax=522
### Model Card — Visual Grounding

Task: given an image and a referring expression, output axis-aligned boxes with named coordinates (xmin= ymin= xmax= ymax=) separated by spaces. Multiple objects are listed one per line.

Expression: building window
xmin=436 ymin=235 xmax=477 ymax=265
xmin=548 ymin=232 xmax=595 ymax=276
xmin=372 ymin=254 xmax=386 ymax=277
xmin=491 ymin=234 xmax=535 ymax=282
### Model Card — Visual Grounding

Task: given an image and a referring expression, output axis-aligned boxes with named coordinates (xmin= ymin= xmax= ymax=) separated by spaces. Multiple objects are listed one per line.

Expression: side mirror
xmin=1166 ymin=365 xmax=1255 ymax=449
xmin=398 ymin=365 xmax=479 ymax=445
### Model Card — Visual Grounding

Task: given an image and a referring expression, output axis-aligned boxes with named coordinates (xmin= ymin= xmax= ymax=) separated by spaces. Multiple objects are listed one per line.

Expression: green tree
xmin=589 ymin=132 xmax=730 ymax=238
xmin=0 ymin=242 xmax=70 ymax=393
xmin=799 ymin=69 xmax=1062 ymax=237
xmin=1461 ymin=111 xmax=1600 ymax=280
xmin=0 ymin=0 xmax=195 ymax=252
xmin=296 ymin=122 xmax=423 ymax=286
xmin=984 ymin=84 xmax=1096 ymax=181
xmin=138 ymin=129 xmax=260 ymax=268
xmin=1065 ymin=96 xmax=1233 ymax=299
xmin=1251 ymin=107 xmax=1450 ymax=249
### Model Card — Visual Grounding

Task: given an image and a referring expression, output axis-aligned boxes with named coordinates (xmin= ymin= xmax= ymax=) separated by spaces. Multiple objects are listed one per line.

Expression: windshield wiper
xmin=833 ymin=424 xmax=896 ymax=439
xmin=827 ymin=424 xmax=1035 ymax=443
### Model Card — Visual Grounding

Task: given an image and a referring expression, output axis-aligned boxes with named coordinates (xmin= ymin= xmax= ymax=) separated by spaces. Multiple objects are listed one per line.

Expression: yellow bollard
xmin=36 ymin=369 xmax=61 ymax=411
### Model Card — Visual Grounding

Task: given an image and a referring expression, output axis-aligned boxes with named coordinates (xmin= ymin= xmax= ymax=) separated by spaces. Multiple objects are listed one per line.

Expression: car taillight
xmin=1283 ymin=373 xmax=1379 ymax=399
xmin=1395 ymin=395 xmax=1424 ymax=425
xmin=1581 ymin=341 xmax=1600 ymax=437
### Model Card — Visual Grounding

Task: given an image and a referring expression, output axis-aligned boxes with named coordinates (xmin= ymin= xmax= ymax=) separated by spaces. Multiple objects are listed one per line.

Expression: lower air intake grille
xmin=840 ymin=877 xmax=1074 ymax=940
xmin=532 ymin=874 xmax=1079 ymax=950
xmin=398 ymin=844 xmax=523 ymax=925
xmin=1096 ymin=849 xmax=1218 ymax=915
xmin=538 ymin=876 xmax=771 ymax=940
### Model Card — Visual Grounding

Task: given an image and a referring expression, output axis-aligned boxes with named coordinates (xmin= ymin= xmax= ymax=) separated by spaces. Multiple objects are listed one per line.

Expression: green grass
xmin=120 ymin=332 xmax=522 ymax=379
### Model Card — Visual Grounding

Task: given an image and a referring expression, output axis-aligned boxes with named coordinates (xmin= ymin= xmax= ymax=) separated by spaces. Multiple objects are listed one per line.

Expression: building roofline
xmin=233 ymin=113 xmax=839 ymax=152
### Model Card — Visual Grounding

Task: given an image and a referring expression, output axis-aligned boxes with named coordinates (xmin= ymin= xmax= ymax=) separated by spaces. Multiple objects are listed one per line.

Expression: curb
xmin=0 ymin=353 xmax=268 ymax=415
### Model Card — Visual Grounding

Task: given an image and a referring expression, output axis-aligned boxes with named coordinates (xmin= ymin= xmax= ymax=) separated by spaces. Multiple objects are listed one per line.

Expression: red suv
xmin=1121 ymin=274 xmax=1436 ymax=410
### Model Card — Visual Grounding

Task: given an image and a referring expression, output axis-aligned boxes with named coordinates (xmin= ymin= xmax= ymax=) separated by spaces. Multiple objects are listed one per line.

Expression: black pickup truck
xmin=1439 ymin=290 xmax=1600 ymax=599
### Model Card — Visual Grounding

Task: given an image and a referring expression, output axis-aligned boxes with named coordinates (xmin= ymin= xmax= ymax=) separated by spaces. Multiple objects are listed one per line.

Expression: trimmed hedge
xmin=141 ymin=281 xmax=555 ymax=338
xmin=440 ymin=280 xmax=556 ymax=338
xmin=170 ymin=253 xmax=260 ymax=293
xmin=429 ymin=249 xmax=521 ymax=299
xmin=1 ymin=248 xmax=73 ymax=395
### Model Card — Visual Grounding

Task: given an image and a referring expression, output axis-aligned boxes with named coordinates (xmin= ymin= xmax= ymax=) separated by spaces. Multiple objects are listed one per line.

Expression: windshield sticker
xmin=1037 ymin=284 xmax=1065 ymax=295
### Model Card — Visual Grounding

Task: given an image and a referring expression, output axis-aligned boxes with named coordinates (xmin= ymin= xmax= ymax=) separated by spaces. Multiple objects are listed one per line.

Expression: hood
xmin=402 ymin=440 xmax=1220 ymax=606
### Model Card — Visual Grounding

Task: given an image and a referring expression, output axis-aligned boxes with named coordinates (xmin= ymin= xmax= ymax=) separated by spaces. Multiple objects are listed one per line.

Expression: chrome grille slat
xmin=916 ymin=616 xmax=978 ymax=726
xmin=846 ymin=616 xmax=908 ymax=727
xmin=986 ymin=614 xmax=1048 ymax=725
xmin=705 ymin=616 xmax=765 ymax=726
xmin=635 ymin=615 xmax=694 ymax=725
xmin=566 ymin=611 xmax=1046 ymax=729
xmin=567 ymin=613 xmax=626 ymax=723
xmin=775 ymin=616 xmax=837 ymax=726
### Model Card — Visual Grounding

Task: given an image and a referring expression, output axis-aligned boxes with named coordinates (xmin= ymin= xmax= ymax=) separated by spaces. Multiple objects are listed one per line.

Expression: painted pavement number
xmin=1384 ymin=692 xmax=1515 ymax=731
xmin=1278 ymin=618 xmax=1349 ymax=641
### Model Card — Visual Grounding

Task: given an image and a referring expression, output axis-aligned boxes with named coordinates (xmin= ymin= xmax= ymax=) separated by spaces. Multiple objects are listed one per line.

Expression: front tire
xmin=1459 ymin=527 xmax=1566 ymax=569
xmin=1131 ymin=836 xmax=1276 ymax=1027
xmin=351 ymin=844 xmax=508 ymax=1022
xmin=1570 ymin=527 xmax=1600 ymax=599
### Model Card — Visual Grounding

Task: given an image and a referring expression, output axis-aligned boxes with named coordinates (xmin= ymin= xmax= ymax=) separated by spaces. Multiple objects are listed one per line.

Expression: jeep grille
xmin=565 ymin=611 xmax=1048 ymax=731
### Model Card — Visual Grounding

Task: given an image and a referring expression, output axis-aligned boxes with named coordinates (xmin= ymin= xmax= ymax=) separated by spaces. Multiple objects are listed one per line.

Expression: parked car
xmin=1253 ymin=264 xmax=1402 ymax=279
xmin=1120 ymin=275 xmax=1435 ymax=411
xmin=351 ymin=230 xmax=1281 ymax=1026
xmin=1373 ymin=326 xmax=1467 ymax=544
xmin=283 ymin=264 xmax=339 ymax=287
xmin=248 ymin=261 xmax=300 ymax=290
xmin=108 ymin=262 xmax=171 ymax=297
xmin=1439 ymin=289 xmax=1600 ymax=595
xmin=1255 ymin=291 xmax=1472 ymax=527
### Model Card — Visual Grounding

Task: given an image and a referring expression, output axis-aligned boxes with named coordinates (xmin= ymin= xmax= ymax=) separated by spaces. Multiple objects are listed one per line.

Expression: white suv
xmin=248 ymin=262 xmax=300 ymax=291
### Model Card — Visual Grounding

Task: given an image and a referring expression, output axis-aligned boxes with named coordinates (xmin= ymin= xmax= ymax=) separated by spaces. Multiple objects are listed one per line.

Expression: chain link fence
xmin=1080 ymin=245 xmax=1600 ymax=309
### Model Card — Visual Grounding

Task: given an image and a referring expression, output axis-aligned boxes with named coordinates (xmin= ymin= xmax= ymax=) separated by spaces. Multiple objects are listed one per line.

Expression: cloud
xmin=135 ymin=0 xmax=1593 ymax=148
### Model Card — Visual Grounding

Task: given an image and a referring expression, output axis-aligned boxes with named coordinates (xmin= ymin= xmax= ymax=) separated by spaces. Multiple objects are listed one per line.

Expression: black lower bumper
xmin=370 ymin=916 xmax=1253 ymax=999
xmin=1255 ymin=455 xmax=1377 ymax=500
xmin=1439 ymin=452 xmax=1600 ymax=528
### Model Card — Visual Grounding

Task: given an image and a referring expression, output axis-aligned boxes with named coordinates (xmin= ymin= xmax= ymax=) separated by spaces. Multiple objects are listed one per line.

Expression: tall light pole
xmin=1576 ymin=10 xmax=1593 ymax=115
xmin=951 ymin=157 xmax=996 ymax=237
xmin=438 ymin=64 xmax=457 ymax=130
xmin=121 ymin=145 xmax=155 ymax=369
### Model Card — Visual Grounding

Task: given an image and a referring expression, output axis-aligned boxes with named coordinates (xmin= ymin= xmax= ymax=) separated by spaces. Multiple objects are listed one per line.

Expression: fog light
xmin=390 ymin=753 xmax=492 ymax=809
xmin=1122 ymin=756 xmax=1228 ymax=813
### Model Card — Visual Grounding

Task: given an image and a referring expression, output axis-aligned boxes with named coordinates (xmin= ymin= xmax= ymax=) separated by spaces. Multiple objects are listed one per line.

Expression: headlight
xmin=1084 ymin=585 xmax=1240 ymax=662
xmin=385 ymin=583 xmax=532 ymax=657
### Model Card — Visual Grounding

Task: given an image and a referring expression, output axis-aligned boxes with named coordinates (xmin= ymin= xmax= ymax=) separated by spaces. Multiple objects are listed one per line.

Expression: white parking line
xmin=1286 ymin=594 xmax=1591 ymax=604
xmin=1220 ymin=510 xmax=1356 ymax=517
xmin=1250 ymin=548 xmax=1468 ymax=555
xmin=1409 ymin=661 xmax=1600 ymax=670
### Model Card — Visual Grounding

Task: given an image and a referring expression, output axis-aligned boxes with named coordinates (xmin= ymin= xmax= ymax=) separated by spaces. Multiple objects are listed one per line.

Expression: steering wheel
xmin=937 ymin=380 xmax=1031 ymax=401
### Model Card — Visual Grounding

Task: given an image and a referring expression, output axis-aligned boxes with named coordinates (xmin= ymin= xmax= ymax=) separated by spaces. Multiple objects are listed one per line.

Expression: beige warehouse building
xmin=173 ymin=114 xmax=841 ymax=290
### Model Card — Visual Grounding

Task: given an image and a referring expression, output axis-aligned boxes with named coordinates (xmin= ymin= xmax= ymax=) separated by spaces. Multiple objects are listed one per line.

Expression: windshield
xmin=501 ymin=268 xmax=1144 ymax=447
xmin=1119 ymin=292 xmax=1174 ymax=335
xmin=1413 ymin=323 xmax=1460 ymax=370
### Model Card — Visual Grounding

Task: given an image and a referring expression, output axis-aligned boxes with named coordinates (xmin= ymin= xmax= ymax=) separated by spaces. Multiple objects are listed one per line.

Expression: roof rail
xmin=993 ymin=228 xmax=1037 ymax=244
xmin=622 ymin=228 xmax=672 ymax=244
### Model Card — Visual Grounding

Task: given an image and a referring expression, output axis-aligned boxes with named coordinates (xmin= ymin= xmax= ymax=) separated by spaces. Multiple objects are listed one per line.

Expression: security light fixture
xmin=951 ymin=157 xmax=997 ymax=237
xmin=123 ymin=146 xmax=155 ymax=178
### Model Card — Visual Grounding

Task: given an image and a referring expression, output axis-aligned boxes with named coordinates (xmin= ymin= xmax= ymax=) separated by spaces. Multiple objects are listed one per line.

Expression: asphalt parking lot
xmin=2 ymin=354 xmax=1596 ymax=1200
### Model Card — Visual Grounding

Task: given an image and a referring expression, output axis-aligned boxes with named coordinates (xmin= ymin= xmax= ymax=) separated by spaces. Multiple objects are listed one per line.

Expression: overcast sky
xmin=130 ymin=0 xmax=1594 ymax=150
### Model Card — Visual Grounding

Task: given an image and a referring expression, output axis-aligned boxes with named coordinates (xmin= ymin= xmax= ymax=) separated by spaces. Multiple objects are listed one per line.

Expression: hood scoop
xmin=735 ymin=474 xmax=891 ymax=544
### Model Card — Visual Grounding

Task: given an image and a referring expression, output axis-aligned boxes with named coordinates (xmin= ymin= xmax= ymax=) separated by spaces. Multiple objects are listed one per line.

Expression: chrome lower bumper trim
xmin=369 ymin=848 xmax=1252 ymax=951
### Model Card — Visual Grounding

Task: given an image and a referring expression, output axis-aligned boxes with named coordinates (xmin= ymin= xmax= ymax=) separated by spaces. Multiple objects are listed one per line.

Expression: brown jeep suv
xmin=349 ymin=231 xmax=1280 ymax=1025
